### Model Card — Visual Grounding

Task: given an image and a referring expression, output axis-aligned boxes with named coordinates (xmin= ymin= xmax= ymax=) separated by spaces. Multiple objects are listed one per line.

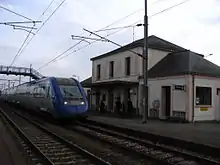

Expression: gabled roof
xmin=81 ymin=77 xmax=92 ymax=87
xmin=147 ymin=50 xmax=220 ymax=78
xmin=90 ymin=35 xmax=187 ymax=61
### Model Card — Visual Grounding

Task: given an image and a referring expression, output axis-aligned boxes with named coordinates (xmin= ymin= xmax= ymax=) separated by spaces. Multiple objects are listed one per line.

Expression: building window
xmin=97 ymin=64 xmax=101 ymax=80
xmin=125 ymin=57 xmax=130 ymax=75
xmin=196 ymin=86 xmax=212 ymax=105
xmin=109 ymin=61 xmax=114 ymax=78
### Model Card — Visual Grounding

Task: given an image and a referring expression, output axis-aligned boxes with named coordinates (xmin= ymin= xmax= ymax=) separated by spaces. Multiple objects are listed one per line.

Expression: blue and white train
xmin=0 ymin=77 xmax=88 ymax=119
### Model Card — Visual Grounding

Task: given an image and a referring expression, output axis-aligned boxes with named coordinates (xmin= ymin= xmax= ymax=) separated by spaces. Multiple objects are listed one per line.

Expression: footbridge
xmin=0 ymin=65 xmax=43 ymax=80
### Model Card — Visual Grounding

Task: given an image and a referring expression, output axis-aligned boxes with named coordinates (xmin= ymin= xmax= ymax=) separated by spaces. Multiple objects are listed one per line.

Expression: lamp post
xmin=142 ymin=0 xmax=148 ymax=123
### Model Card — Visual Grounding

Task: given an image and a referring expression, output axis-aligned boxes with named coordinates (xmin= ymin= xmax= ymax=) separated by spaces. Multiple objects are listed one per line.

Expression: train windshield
xmin=59 ymin=85 xmax=83 ymax=99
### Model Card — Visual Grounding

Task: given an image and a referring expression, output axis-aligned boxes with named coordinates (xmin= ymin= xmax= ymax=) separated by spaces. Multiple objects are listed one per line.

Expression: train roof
xmin=2 ymin=77 xmax=78 ymax=91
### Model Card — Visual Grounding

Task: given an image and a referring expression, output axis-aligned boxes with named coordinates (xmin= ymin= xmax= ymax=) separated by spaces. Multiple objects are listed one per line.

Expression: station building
xmin=81 ymin=35 xmax=220 ymax=122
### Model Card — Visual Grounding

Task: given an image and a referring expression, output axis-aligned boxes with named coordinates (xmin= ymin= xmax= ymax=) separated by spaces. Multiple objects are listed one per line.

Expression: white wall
xmin=137 ymin=49 xmax=170 ymax=75
xmin=92 ymin=47 xmax=143 ymax=83
xmin=92 ymin=47 xmax=170 ymax=83
xmin=139 ymin=75 xmax=220 ymax=122
xmin=194 ymin=76 xmax=220 ymax=121
xmin=146 ymin=76 xmax=188 ymax=119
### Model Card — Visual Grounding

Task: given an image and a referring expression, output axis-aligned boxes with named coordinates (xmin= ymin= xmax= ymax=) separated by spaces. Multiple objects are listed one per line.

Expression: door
xmin=96 ymin=91 xmax=100 ymax=110
xmin=39 ymin=86 xmax=47 ymax=112
xmin=162 ymin=86 xmax=171 ymax=119
xmin=108 ymin=90 xmax=114 ymax=111
xmin=43 ymin=85 xmax=55 ymax=113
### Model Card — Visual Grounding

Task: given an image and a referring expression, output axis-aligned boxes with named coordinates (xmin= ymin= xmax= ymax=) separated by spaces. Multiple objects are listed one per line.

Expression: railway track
xmin=73 ymin=121 xmax=220 ymax=165
xmin=11 ymin=108 xmax=151 ymax=165
xmin=0 ymin=108 xmax=111 ymax=165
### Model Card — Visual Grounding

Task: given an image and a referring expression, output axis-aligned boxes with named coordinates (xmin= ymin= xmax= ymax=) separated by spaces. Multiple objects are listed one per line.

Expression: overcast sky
xmin=0 ymin=0 xmax=219 ymax=86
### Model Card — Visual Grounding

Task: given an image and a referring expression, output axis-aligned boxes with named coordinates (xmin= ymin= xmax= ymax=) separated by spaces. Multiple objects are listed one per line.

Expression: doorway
xmin=162 ymin=86 xmax=171 ymax=118
xmin=95 ymin=91 xmax=100 ymax=111
xmin=108 ymin=90 xmax=114 ymax=111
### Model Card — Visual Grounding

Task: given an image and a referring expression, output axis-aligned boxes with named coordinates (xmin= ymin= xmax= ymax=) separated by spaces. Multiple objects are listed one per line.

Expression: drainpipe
xmin=192 ymin=75 xmax=195 ymax=122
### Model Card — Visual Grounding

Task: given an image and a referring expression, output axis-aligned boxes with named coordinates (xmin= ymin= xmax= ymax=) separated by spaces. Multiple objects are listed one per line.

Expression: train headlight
xmin=64 ymin=101 xmax=68 ymax=105
xmin=80 ymin=101 xmax=85 ymax=105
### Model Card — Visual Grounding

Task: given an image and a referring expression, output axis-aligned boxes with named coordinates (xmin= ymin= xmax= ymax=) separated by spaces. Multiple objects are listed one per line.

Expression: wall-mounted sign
xmin=196 ymin=98 xmax=200 ymax=105
xmin=200 ymin=107 xmax=208 ymax=111
xmin=174 ymin=85 xmax=185 ymax=91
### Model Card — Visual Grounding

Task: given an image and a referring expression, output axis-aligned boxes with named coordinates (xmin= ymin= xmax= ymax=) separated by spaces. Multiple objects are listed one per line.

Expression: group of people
xmin=99 ymin=96 xmax=134 ymax=117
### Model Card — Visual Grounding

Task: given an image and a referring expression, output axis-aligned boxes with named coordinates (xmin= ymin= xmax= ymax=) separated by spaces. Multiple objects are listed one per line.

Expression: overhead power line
xmin=149 ymin=0 xmax=191 ymax=17
xmin=0 ymin=23 xmax=37 ymax=30
xmin=94 ymin=23 xmax=144 ymax=33
xmin=38 ymin=41 xmax=84 ymax=70
xmin=37 ymin=0 xmax=192 ymax=70
xmin=9 ymin=24 xmax=36 ymax=66
xmin=38 ymin=19 xmax=143 ymax=70
xmin=83 ymin=28 xmax=143 ymax=58
xmin=0 ymin=21 xmax=42 ymax=24
xmin=9 ymin=0 xmax=67 ymax=66
xmin=37 ymin=9 xmax=144 ymax=70
xmin=40 ymin=0 xmax=56 ymax=17
xmin=0 ymin=5 xmax=32 ymax=20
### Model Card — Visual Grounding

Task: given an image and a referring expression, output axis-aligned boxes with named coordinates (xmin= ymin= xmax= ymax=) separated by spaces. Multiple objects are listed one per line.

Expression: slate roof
xmin=90 ymin=35 xmax=187 ymax=61
xmin=81 ymin=77 xmax=92 ymax=87
xmin=147 ymin=50 xmax=220 ymax=78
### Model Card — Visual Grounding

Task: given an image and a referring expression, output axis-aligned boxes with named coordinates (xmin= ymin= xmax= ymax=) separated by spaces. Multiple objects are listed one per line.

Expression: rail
xmin=75 ymin=121 xmax=220 ymax=165
xmin=0 ymin=108 xmax=111 ymax=165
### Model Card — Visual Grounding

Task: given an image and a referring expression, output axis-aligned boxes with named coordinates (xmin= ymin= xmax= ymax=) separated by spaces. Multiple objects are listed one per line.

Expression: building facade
xmin=81 ymin=35 xmax=220 ymax=122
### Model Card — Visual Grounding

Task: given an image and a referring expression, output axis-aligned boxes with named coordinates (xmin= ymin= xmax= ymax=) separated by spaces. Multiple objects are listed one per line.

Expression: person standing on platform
xmin=115 ymin=97 xmax=122 ymax=116
xmin=99 ymin=99 xmax=105 ymax=114
xmin=127 ymin=98 xmax=133 ymax=117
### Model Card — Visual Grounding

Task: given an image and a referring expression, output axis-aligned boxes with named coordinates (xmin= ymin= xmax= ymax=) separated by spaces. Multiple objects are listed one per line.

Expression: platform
xmin=0 ymin=120 xmax=26 ymax=165
xmin=88 ymin=115 xmax=220 ymax=148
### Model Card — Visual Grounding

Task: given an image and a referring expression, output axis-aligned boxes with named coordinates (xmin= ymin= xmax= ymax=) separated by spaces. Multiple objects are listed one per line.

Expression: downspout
xmin=192 ymin=74 xmax=195 ymax=122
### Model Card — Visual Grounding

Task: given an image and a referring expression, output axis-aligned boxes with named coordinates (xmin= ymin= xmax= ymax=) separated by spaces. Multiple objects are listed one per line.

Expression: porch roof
xmin=83 ymin=80 xmax=138 ymax=88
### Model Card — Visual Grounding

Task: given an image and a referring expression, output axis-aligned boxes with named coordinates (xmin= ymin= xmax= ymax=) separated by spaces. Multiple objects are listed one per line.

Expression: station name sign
xmin=174 ymin=85 xmax=185 ymax=91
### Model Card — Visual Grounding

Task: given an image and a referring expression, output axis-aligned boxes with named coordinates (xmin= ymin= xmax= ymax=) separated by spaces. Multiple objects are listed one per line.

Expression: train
xmin=0 ymin=77 xmax=88 ymax=120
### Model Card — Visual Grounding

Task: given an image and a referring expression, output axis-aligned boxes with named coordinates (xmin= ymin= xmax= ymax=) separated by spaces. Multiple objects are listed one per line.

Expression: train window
xmin=59 ymin=85 xmax=82 ymax=99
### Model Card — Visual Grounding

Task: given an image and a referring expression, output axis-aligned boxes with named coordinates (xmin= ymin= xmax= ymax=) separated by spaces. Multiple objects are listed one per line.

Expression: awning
xmin=83 ymin=80 xmax=138 ymax=88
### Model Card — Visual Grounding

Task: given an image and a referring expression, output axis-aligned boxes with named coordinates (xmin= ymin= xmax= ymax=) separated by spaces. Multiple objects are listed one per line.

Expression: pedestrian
xmin=115 ymin=97 xmax=122 ymax=116
xmin=100 ymin=99 xmax=105 ymax=114
xmin=127 ymin=98 xmax=133 ymax=117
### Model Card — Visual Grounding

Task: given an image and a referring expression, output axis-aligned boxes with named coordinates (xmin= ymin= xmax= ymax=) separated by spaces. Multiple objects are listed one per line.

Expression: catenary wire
xmin=37 ymin=19 xmax=143 ymax=70
xmin=9 ymin=24 xmax=36 ymax=66
xmin=38 ymin=0 xmax=192 ymax=69
xmin=40 ymin=0 xmax=56 ymax=17
xmin=9 ymin=0 xmax=67 ymax=66
xmin=37 ymin=8 xmax=144 ymax=70
xmin=6 ymin=0 xmax=66 ymax=82
xmin=0 ymin=5 xmax=32 ymax=20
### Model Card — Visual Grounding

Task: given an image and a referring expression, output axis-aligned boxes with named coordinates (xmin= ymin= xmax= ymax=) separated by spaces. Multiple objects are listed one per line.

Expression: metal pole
xmin=142 ymin=0 xmax=148 ymax=123
xmin=19 ymin=75 xmax=21 ymax=85
xmin=8 ymin=80 xmax=10 ymax=88
xmin=29 ymin=64 xmax=32 ymax=82
xmin=132 ymin=26 xmax=135 ymax=42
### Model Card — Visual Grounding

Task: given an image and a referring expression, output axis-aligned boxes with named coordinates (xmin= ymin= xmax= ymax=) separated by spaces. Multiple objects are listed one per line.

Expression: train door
xmin=45 ymin=84 xmax=55 ymax=113
xmin=38 ymin=82 xmax=53 ymax=113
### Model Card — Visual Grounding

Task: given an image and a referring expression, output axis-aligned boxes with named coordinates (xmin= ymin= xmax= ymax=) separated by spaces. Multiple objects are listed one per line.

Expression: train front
xmin=55 ymin=78 xmax=88 ymax=119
